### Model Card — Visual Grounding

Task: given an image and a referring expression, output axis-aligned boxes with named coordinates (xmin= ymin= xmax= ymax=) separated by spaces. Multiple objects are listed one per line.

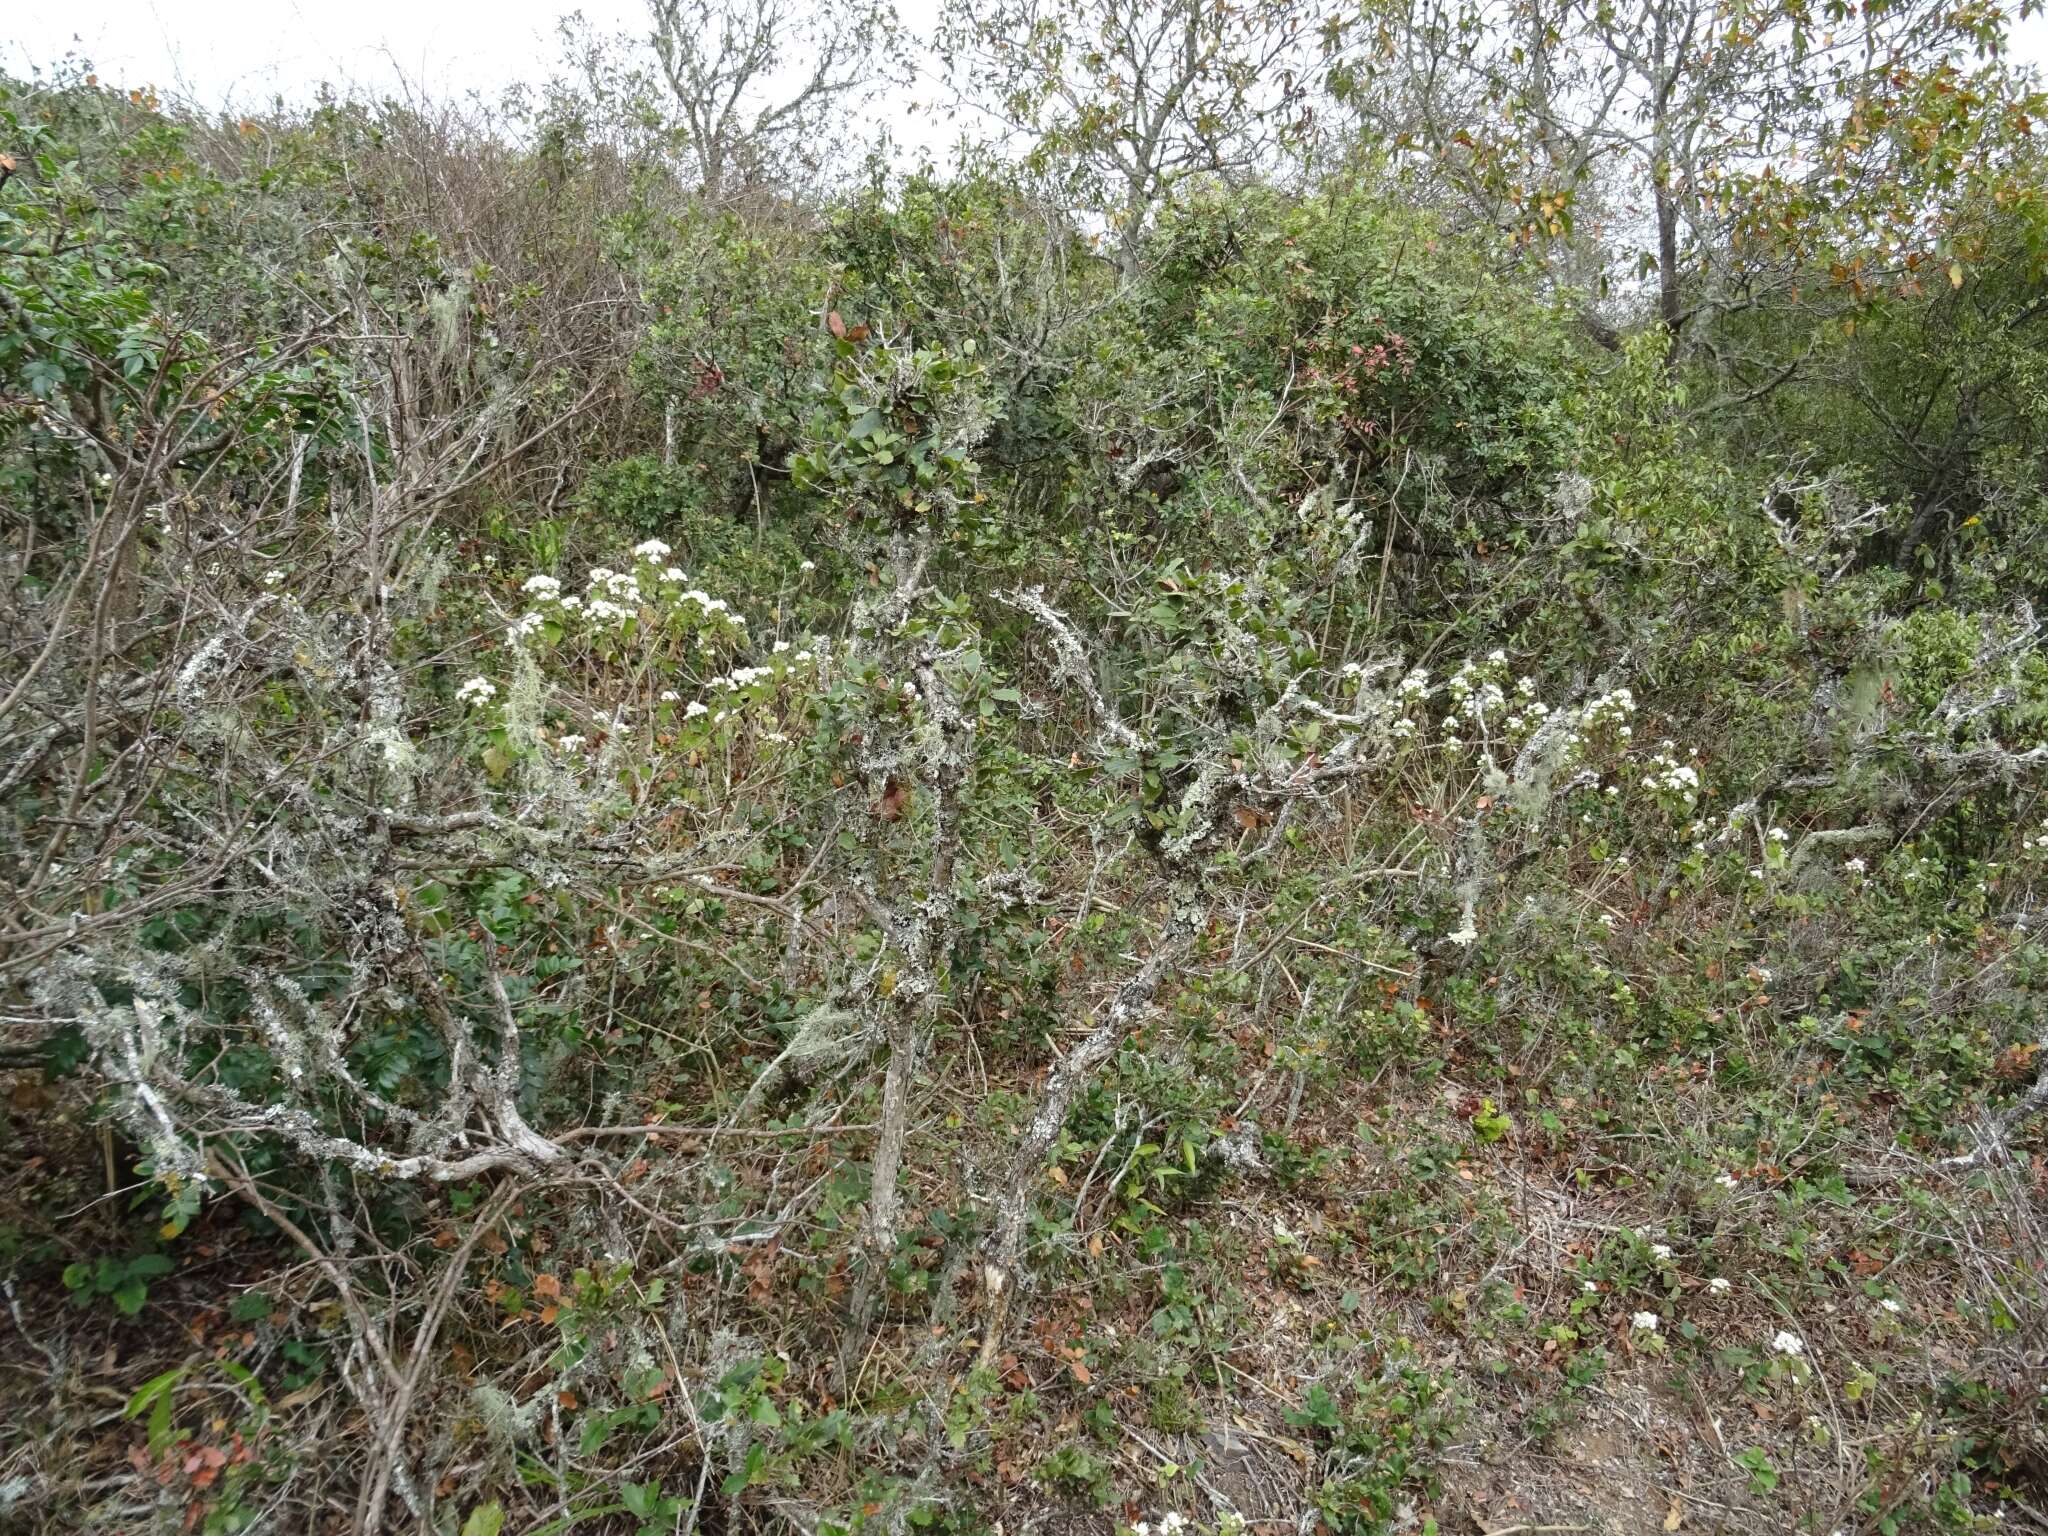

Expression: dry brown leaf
xmin=876 ymin=776 xmax=911 ymax=821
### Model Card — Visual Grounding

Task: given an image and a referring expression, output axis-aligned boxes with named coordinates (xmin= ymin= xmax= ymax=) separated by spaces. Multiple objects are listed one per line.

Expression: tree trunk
xmin=1115 ymin=176 xmax=1149 ymax=283
xmin=1655 ymin=182 xmax=1683 ymax=360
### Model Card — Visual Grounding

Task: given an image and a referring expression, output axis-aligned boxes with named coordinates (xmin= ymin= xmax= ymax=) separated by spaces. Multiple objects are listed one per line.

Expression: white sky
xmin=5 ymin=0 xmax=948 ymax=148
xmin=8 ymin=1 xmax=2046 ymax=141
xmin=10 ymin=1 xmax=656 ymax=106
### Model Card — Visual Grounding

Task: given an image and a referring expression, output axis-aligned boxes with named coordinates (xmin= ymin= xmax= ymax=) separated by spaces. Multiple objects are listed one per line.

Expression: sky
xmin=7 ymin=1 xmax=2047 ymax=134
xmin=5 ymin=0 xmax=974 ymax=167
xmin=4 ymin=0 xmax=949 ymax=121
xmin=10 ymin=1 xmax=653 ymax=107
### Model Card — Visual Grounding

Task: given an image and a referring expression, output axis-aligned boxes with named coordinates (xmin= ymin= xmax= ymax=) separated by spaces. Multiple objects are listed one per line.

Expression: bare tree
xmin=938 ymin=0 xmax=1325 ymax=274
xmin=648 ymin=0 xmax=904 ymax=201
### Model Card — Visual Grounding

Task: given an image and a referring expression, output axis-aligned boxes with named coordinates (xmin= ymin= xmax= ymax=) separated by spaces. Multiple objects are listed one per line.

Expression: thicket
xmin=3 ymin=7 xmax=2048 ymax=1531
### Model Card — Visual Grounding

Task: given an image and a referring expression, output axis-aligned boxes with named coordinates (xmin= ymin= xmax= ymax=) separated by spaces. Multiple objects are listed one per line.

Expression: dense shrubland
xmin=3 ymin=6 xmax=2048 ymax=1532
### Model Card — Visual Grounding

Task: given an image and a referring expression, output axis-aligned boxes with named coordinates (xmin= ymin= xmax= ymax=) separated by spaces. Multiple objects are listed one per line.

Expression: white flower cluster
xmin=667 ymin=643 xmax=824 ymax=730
xmin=587 ymin=566 xmax=643 ymax=604
xmin=674 ymin=587 xmax=743 ymax=626
xmin=1641 ymin=742 xmax=1700 ymax=800
xmin=1439 ymin=653 xmax=1560 ymax=746
xmin=1347 ymin=657 xmax=1539 ymax=751
xmin=2021 ymin=815 xmax=2048 ymax=852
xmin=1502 ymin=695 xmax=1552 ymax=736
xmin=1545 ymin=684 xmax=1653 ymax=771
xmin=1770 ymin=1330 xmax=1805 ymax=1357
xmin=1131 ymin=1516 xmax=1188 ymax=1536
xmin=711 ymin=666 xmax=775 ymax=691
xmin=508 ymin=548 xmax=749 ymax=647
xmin=1348 ymin=666 xmax=1429 ymax=740
xmin=1344 ymin=655 xmax=1685 ymax=792
xmin=1582 ymin=685 xmax=1636 ymax=734
xmin=454 ymin=676 xmax=497 ymax=706
xmin=1444 ymin=656 xmax=1508 ymax=723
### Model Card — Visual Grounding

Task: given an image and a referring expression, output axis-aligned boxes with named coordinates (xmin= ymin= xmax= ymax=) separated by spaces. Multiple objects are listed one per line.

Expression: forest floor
xmin=3 ymin=1019 xmax=2045 ymax=1535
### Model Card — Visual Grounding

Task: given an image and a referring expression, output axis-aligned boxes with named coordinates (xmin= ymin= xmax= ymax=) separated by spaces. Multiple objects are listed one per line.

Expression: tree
xmin=648 ymin=0 xmax=903 ymax=201
xmin=938 ymin=0 xmax=1326 ymax=273
xmin=1349 ymin=0 xmax=2039 ymax=356
xmin=1718 ymin=153 xmax=2048 ymax=585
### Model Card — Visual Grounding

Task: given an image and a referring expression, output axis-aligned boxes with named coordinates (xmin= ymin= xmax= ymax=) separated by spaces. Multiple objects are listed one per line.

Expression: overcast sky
xmin=8 ymin=0 xmax=2046 ymax=141
xmin=5 ymin=0 xmax=946 ymax=120
xmin=11 ymin=1 xmax=649 ymax=106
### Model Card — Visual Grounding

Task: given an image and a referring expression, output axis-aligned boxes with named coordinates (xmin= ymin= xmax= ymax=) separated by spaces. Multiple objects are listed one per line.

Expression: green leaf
xmin=462 ymin=1503 xmax=506 ymax=1536
xmin=621 ymin=1483 xmax=659 ymax=1519
xmin=721 ymin=1441 xmax=768 ymax=1496
xmin=125 ymin=1367 xmax=187 ymax=1421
